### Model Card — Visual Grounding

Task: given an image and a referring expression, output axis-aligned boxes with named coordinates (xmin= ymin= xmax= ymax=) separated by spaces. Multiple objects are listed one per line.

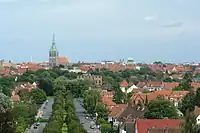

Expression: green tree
xmin=179 ymin=92 xmax=196 ymax=115
xmin=181 ymin=110 xmax=200 ymax=133
xmin=0 ymin=78 xmax=15 ymax=96
xmin=13 ymin=102 xmax=29 ymax=120
xmin=0 ymin=93 xmax=14 ymax=133
xmin=38 ymin=71 xmax=54 ymax=96
xmin=53 ymin=76 xmax=68 ymax=94
xmin=0 ymin=93 xmax=12 ymax=113
xmin=30 ymin=88 xmax=47 ymax=104
xmin=144 ymin=94 xmax=148 ymax=106
xmin=95 ymin=102 xmax=108 ymax=118
xmin=195 ymin=88 xmax=200 ymax=107
xmin=101 ymin=123 xmax=112 ymax=133
xmin=83 ymin=89 xmax=101 ymax=115
xmin=144 ymin=100 xmax=178 ymax=119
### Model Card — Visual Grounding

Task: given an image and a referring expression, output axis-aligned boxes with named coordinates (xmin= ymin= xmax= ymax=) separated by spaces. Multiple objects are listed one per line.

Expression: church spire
xmin=50 ymin=32 xmax=57 ymax=51
xmin=52 ymin=32 xmax=55 ymax=45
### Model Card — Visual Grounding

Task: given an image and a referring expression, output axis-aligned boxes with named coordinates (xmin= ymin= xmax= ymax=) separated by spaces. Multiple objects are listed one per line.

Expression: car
xmin=36 ymin=122 xmax=40 ymax=126
xmin=33 ymin=126 xmax=38 ymax=129
xmin=81 ymin=121 xmax=84 ymax=124
xmin=90 ymin=126 xmax=95 ymax=129
xmin=85 ymin=116 xmax=89 ymax=119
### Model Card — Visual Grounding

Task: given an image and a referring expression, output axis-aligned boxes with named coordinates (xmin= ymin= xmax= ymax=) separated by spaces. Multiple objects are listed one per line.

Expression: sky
xmin=0 ymin=0 xmax=200 ymax=63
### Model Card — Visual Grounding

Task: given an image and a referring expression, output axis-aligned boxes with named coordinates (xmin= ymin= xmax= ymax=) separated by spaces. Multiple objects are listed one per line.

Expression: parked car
xmin=36 ymin=122 xmax=40 ymax=126
xmin=33 ymin=126 xmax=38 ymax=129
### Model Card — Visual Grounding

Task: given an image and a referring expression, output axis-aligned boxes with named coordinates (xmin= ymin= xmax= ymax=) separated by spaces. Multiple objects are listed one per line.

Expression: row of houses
xmin=101 ymin=89 xmax=185 ymax=133
xmin=120 ymin=80 xmax=200 ymax=93
xmin=10 ymin=82 xmax=37 ymax=102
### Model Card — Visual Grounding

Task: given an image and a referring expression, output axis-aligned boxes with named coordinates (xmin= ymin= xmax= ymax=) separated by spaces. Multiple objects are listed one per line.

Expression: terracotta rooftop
xmin=148 ymin=128 xmax=181 ymax=133
xmin=136 ymin=119 xmax=184 ymax=133
xmin=11 ymin=95 xmax=20 ymax=102
xmin=109 ymin=104 xmax=127 ymax=117
xmin=120 ymin=80 xmax=129 ymax=87
xmin=58 ymin=57 xmax=69 ymax=64
xmin=163 ymin=82 xmax=180 ymax=90
xmin=102 ymin=96 xmax=116 ymax=107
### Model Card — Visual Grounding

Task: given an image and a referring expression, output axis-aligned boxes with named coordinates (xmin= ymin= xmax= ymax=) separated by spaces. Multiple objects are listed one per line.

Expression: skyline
xmin=0 ymin=0 xmax=200 ymax=63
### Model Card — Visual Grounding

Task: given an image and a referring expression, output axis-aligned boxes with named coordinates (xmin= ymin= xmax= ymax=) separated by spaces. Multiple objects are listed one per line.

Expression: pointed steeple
xmin=50 ymin=32 xmax=57 ymax=51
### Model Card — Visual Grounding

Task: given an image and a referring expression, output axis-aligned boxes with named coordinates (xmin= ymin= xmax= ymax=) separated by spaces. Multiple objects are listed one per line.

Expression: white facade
xmin=196 ymin=115 xmax=200 ymax=124
xmin=120 ymin=87 xmax=126 ymax=93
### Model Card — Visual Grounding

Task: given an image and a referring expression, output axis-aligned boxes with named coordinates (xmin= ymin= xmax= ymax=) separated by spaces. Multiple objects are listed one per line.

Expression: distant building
xmin=49 ymin=33 xmax=59 ymax=68
xmin=77 ymin=74 xmax=103 ymax=86
xmin=0 ymin=60 xmax=4 ymax=66
xmin=58 ymin=57 xmax=69 ymax=66
xmin=127 ymin=57 xmax=135 ymax=65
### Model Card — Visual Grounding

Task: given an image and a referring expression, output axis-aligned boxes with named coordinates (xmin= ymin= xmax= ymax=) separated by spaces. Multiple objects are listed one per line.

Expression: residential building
xmin=108 ymin=104 xmax=127 ymax=126
xmin=168 ymin=91 xmax=189 ymax=107
xmin=131 ymin=90 xmax=188 ymax=107
xmin=127 ymin=57 xmax=135 ymax=65
xmin=10 ymin=82 xmax=37 ymax=102
xmin=120 ymin=80 xmax=129 ymax=93
xmin=0 ymin=60 xmax=3 ymax=66
xmin=77 ymin=74 xmax=102 ymax=86
xmin=101 ymin=90 xmax=114 ymax=98
xmin=147 ymin=128 xmax=181 ymax=133
xmin=58 ymin=57 xmax=69 ymax=66
xmin=39 ymin=62 xmax=49 ymax=70
xmin=18 ymin=62 xmax=41 ymax=74
xmin=136 ymin=81 xmax=163 ymax=91
xmin=135 ymin=119 xmax=183 ymax=133
xmin=49 ymin=33 xmax=59 ymax=68
xmin=194 ymin=106 xmax=200 ymax=124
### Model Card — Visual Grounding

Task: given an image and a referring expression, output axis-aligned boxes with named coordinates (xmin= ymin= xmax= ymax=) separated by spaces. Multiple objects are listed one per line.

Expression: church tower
xmin=49 ymin=33 xmax=59 ymax=68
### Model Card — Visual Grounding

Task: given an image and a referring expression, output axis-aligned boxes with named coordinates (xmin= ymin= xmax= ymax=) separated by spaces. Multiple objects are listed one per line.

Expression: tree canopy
xmin=179 ymin=92 xmax=196 ymax=115
xmin=144 ymin=100 xmax=178 ymax=119
xmin=30 ymin=88 xmax=47 ymax=104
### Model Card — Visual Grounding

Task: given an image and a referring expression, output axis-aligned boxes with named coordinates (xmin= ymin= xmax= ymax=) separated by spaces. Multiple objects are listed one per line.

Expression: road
xmin=26 ymin=98 xmax=54 ymax=133
xmin=73 ymin=99 xmax=101 ymax=133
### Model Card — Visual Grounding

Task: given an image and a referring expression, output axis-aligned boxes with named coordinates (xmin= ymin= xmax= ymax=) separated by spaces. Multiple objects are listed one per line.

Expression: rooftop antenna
xmin=31 ymin=56 xmax=33 ymax=62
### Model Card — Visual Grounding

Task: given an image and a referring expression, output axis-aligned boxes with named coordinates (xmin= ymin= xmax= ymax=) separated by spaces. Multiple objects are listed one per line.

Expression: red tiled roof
xmin=11 ymin=95 xmax=20 ymax=102
xmin=109 ymin=104 xmax=127 ymax=117
xmin=120 ymin=80 xmax=128 ymax=87
xmin=191 ymin=82 xmax=200 ymax=89
xmin=169 ymin=91 xmax=189 ymax=102
xmin=101 ymin=91 xmax=114 ymax=98
xmin=102 ymin=96 xmax=116 ymax=107
xmin=153 ymin=90 xmax=173 ymax=96
xmin=163 ymin=82 xmax=180 ymax=90
xmin=136 ymin=119 xmax=184 ymax=133
xmin=58 ymin=57 xmax=69 ymax=64
xmin=146 ymin=81 xmax=163 ymax=87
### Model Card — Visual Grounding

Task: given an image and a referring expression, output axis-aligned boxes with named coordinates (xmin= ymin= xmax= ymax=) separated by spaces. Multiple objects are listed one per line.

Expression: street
xmin=26 ymin=98 xmax=54 ymax=133
xmin=73 ymin=99 xmax=101 ymax=133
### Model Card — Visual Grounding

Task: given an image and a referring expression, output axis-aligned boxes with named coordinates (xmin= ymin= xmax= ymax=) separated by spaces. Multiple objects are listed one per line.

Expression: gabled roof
xmin=58 ymin=57 xmax=69 ymax=63
xmin=163 ymin=82 xmax=180 ymax=90
xmin=136 ymin=119 xmax=183 ymax=133
xmin=120 ymin=80 xmax=128 ymax=87
xmin=102 ymin=96 xmax=116 ymax=107
xmin=11 ymin=95 xmax=20 ymax=102
xmin=118 ymin=105 xmax=146 ymax=122
xmin=148 ymin=128 xmax=181 ymax=133
xmin=109 ymin=104 xmax=127 ymax=117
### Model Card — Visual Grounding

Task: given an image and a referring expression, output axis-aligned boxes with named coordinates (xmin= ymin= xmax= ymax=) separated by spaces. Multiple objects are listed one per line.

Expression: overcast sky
xmin=0 ymin=0 xmax=199 ymax=63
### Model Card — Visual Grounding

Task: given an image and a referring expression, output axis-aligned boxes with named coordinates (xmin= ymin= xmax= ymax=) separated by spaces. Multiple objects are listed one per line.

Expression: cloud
xmin=161 ymin=21 xmax=183 ymax=28
xmin=144 ymin=16 xmax=157 ymax=22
